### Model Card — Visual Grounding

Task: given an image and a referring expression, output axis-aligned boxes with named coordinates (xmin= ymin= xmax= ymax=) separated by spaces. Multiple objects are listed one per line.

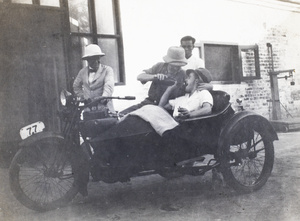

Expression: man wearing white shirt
xmin=180 ymin=36 xmax=205 ymax=71
xmin=159 ymin=68 xmax=213 ymax=120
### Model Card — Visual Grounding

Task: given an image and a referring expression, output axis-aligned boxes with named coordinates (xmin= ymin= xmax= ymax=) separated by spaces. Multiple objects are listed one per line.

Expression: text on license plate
xmin=20 ymin=121 xmax=45 ymax=140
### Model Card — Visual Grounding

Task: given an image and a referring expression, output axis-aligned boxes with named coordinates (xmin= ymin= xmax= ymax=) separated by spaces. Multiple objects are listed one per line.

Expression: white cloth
xmin=182 ymin=53 xmax=205 ymax=71
xmin=169 ymin=90 xmax=213 ymax=117
xmin=127 ymin=105 xmax=179 ymax=136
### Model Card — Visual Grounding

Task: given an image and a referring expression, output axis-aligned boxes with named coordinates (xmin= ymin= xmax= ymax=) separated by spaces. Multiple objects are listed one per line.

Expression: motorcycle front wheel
xmin=9 ymin=137 xmax=79 ymax=211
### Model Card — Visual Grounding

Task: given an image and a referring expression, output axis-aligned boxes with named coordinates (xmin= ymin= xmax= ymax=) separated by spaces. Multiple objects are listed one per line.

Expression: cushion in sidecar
xmin=211 ymin=90 xmax=231 ymax=114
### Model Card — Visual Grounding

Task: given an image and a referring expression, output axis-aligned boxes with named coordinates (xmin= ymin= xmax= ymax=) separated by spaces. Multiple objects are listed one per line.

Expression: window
xmin=40 ymin=0 xmax=60 ymax=7
xmin=11 ymin=0 xmax=60 ymax=7
xmin=198 ymin=42 xmax=260 ymax=83
xmin=68 ymin=0 xmax=90 ymax=33
xmin=12 ymin=0 xmax=32 ymax=4
xmin=240 ymin=45 xmax=260 ymax=80
xmin=68 ymin=0 xmax=125 ymax=84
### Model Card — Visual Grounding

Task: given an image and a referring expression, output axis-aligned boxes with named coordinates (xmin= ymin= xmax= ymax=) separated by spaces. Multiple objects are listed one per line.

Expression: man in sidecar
xmin=159 ymin=68 xmax=213 ymax=120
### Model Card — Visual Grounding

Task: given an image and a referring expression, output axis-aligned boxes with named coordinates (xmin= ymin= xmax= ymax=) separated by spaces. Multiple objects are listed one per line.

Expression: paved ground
xmin=0 ymin=131 xmax=300 ymax=221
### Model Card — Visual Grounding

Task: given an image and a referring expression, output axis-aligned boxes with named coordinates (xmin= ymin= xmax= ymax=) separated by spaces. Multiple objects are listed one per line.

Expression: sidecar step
xmin=176 ymin=156 xmax=205 ymax=167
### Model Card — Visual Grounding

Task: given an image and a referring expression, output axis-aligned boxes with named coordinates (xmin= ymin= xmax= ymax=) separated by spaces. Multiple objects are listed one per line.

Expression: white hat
xmin=82 ymin=44 xmax=105 ymax=60
xmin=163 ymin=46 xmax=187 ymax=66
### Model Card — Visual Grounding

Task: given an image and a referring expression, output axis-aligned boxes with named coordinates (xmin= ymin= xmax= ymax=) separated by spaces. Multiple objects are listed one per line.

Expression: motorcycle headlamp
xmin=60 ymin=90 xmax=72 ymax=106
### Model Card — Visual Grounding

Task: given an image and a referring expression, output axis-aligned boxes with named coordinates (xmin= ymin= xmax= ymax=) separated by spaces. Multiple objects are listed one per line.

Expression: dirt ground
xmin=0 ymin=131 xmax=300 ymax=221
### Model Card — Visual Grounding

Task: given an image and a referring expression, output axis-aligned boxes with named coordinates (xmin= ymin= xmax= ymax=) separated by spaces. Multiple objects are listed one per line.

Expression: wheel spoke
xmin=9 ymin=138 xmax=78 ymax=210
xmin=228 ymin=130 xmax=268 ymax=186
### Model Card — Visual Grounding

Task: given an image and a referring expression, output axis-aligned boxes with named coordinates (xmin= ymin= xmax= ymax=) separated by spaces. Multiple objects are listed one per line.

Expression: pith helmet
xmin=82 ymin=44 xmax=105 ymax=60
xmin=163 ymin=46 xmax=187 ymax=66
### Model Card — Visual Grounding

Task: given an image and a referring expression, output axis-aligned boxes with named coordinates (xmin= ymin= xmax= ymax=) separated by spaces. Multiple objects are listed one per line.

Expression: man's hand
xmin=197 ymin=83 xmax=213 ymax=91
xmin=155 ymin=73 xmax=168 ymax=81
xmin=177 ymin=107 xmax=190 ymax=119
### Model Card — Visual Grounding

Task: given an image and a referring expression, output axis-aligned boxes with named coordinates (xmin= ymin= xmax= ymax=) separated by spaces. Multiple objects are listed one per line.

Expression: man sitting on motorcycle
xmin=159 ymin=68 xmax=213 ymax=120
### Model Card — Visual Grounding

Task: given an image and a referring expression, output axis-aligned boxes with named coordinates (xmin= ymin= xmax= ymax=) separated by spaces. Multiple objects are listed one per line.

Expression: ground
xmin=0 ymin=131 xmax=299 ymax=221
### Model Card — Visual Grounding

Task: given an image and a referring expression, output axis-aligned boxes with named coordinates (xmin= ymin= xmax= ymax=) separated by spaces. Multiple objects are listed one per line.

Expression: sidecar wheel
xmin=220 ymin=119 xmax=274 ymax=193
xmin=9 ymin=137 xmax=79 ymax=211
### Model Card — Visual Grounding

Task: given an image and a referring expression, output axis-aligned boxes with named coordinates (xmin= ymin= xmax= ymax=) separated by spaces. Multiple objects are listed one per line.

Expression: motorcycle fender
xmin=19 ymin=131 xmax=64 ymax=148
xmin=218 ymin=111 xmax=278 ymax=155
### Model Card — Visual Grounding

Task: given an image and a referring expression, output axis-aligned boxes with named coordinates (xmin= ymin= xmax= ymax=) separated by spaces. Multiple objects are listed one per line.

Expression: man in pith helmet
xmin=120 ymin=46 xmax=187 ymax=115
xmin=73 ymin=44 xmax=115 ymax=112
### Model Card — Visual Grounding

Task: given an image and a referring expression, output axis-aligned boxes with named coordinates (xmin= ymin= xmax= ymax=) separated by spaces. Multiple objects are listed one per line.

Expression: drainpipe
xmin=267 ymin=43 xmax=281 ymax=120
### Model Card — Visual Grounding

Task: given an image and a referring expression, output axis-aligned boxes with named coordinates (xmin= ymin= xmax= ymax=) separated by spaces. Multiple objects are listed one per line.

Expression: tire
xmin=9 ymin=137 xmax=79 ymax=211
xmin=220 ymin=118 xmax=275 ymax=193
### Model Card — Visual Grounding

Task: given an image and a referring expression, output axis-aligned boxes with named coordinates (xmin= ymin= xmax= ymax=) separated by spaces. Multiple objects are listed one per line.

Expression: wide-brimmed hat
xmin=82 ymin=44 xmax=105 ymax=60
xmin=186 ymin=68 xmax=212 ymax=83
xmin=163 ymin=46 xmax=187 ymax=66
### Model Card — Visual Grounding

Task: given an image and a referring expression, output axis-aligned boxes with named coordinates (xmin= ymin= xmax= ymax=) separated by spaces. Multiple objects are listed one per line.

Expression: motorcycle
xmin=9 ymin=87 xmax=278 ymax=211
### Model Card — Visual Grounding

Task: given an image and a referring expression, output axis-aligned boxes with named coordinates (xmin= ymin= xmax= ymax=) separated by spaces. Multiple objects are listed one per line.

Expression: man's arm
xmin=189 ymin=102 xmax=212 ymax=118
xmin=137 ymin=72 xmax=168 ymax=84
xmin=197 ymin=83 xmax=213 ymax=91
xmin=137 ymin=72 xmax=156 ymax=84
xmin=158 ymin=83 xmax=177 ymax=109
xmin=102 ymin=67 xmax=114 ymax=97
xmin=177 ymin=102 xmax=212 ymax=119
xmin=73 ymin=71 xmax=84 ymax=99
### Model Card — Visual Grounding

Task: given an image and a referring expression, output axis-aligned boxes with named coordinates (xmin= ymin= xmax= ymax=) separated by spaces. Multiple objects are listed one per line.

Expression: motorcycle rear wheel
xmin=220 ymin=119 xmax=274 ymax=193
xmin=9 ymin=137 xmax=79 ymax=211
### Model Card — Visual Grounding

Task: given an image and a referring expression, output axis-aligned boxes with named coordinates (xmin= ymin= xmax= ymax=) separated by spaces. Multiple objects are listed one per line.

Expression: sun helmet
xmin=82 ymin=44 xmax=105 ymax=60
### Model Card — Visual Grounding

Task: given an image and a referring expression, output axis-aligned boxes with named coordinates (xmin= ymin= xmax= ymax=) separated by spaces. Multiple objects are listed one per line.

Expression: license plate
xmin=20 ymin=121 xmax=45 ymax=140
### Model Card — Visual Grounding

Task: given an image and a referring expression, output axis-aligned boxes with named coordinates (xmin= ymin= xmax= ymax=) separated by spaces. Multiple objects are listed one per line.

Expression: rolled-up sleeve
xmin=102 ymin=66 xmax=114 ymax=97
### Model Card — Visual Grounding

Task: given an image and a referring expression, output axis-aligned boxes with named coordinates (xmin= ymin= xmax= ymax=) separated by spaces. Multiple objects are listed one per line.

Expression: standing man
xmin=120 ymin=46 xmax=187 ymax=115
xmin=73 ymin=44 xmax=115 ymax=112
xmin=181 ymin=36 xmax=213 ymax=91
xmin=180 ymin=35 xmax=205 ymax=71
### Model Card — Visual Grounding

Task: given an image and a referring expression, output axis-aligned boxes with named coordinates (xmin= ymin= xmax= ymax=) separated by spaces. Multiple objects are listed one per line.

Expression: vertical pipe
xmin=267 ymin=43 xmax=281 ymax=120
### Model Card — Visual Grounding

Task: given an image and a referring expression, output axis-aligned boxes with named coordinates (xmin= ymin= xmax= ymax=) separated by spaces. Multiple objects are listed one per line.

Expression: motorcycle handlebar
xmin=82 ymin=96 xmax=136 ymax=108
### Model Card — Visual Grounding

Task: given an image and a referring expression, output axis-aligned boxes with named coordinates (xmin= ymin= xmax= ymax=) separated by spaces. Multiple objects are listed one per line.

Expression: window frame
xmin=239 ymin=44 xmax=261 ymax=80
xmin=67 ymin=0 xmax=125 ymax=85
xmin=196 ymin=42 xmax=261 ymax=84
xmin=3 ymin=0 xmax=61 ymax=7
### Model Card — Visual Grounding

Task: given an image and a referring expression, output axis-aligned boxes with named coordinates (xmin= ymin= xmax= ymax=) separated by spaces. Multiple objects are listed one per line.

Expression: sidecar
xmin=86 ymin=90 xmax=278 ymax=193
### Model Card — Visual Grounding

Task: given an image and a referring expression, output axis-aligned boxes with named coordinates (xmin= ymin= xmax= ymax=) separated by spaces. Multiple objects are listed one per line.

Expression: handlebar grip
xmin=124 ymin=96 xmax=136 ymax=100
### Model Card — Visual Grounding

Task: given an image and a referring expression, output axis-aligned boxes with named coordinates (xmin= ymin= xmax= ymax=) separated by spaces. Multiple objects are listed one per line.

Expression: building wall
xmin=113 ymin=0 xmax=300 ymax=119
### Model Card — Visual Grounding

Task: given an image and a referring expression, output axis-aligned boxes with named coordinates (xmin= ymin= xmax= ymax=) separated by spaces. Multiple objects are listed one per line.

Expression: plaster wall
xmin=113 ymin=0 xmax=300 ymax=119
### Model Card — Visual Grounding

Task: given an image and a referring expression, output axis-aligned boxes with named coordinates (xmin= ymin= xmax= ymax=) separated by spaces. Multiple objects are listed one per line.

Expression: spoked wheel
xmin=220 ymin=119 xmax=275 ymax=193
xmin=9 ymin=137 xmax=79 ymax=211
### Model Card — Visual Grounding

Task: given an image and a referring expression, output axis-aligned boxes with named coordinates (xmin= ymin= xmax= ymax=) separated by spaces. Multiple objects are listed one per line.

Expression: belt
xmin=146 ymin=97 xmax=158 ymax=104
